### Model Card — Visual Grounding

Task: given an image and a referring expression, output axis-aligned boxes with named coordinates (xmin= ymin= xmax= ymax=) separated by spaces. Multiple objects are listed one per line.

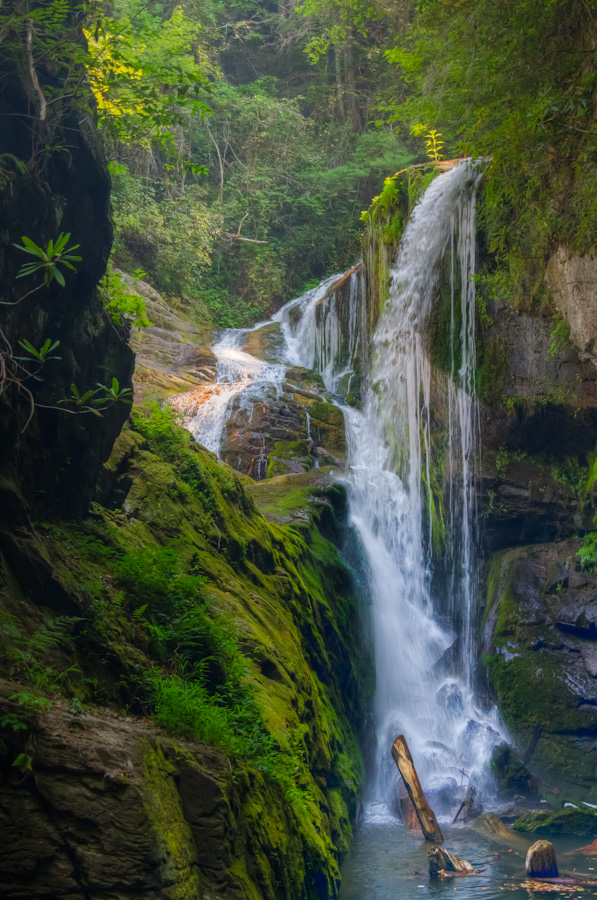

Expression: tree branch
xmin=26 ymin=20 xmax=47 ymax=122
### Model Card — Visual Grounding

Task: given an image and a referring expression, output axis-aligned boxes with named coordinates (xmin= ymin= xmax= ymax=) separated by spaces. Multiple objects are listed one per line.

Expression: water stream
xmin=174 ymin=162 xmax=544 ymax=897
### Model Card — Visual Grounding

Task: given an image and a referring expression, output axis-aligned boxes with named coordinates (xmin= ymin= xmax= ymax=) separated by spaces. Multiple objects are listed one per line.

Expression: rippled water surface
xmin=340 ymin=808 xmax=597 ymax=900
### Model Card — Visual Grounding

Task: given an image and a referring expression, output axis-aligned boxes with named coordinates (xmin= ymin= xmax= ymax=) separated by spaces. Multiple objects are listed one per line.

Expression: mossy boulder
xmin=267 ymin=440 xmax=312 ymax=477
xmin=514 ymin=807 xmax=597 ymax=837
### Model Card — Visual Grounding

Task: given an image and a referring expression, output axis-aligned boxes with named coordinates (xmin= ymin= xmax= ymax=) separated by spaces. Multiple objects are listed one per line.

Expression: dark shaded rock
xmin=0 ymin=36 xmax=134 ymax=520
xmin=490 ymin=742 xmax=539 ymax=799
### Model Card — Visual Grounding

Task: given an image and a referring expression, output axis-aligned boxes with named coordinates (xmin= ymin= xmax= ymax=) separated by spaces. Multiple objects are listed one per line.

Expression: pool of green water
xmin=339 ymin=807 xmax=597 ymax=900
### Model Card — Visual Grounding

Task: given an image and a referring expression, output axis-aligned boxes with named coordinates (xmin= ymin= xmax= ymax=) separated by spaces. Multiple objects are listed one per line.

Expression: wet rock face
xmin=478 ymin=453 xmax=594 ymax=554
xmin=546 ymin=247 xmax=597 ymax=369
xmin=125 ymin=273 xmax=216 ymax=401
xmin=219 ymin=366 xmax=346 ymax=480
xmin=484 ymin=539 xmax=597 ymax=799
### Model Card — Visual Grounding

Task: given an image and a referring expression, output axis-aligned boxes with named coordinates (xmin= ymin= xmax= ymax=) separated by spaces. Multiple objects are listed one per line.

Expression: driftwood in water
xmin=526 ymin=840 xmax=558 ymax=878
xmin=452 ymin=785 xmax=481 ymax=823
xmin=391 ymin=735 xmax=444 ymax=843
xmin=428 ymin=846 xmax=475 ymax=877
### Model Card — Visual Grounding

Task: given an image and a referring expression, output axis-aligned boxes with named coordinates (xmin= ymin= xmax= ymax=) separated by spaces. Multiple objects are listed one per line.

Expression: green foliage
xmin=100 ymin=267 xmax=153 ymax=330
xmin=578 ymin=532 xmax=597 ymax=571
xmin=84 ymin=4 xmax=212 ymax=161
xmin=0 ymin=713 xmax=27 ymax=733
xmin=384 ymin=0 xmax=597 ymax=307
xmin=60 ymin=379 xmax=132 ymax=415
xmin=14 ymin=234 xmax=81 ymax=288
xmin=12 ymin=752 xmax=33 ymax=774
xmin=111 ymin=172 xmax=216 ymax=309
xmin=548 ymin=315 xmax=571 ymax=358
xmin=151 ymin=674 xmax=311 ymax=808
xmin=424 ymin=129 xmax=443 ymax=163
xmin=1 ymin=615 xmax=83 ymax=696
xmin=15 ymin=338 xmax=61 ymax=364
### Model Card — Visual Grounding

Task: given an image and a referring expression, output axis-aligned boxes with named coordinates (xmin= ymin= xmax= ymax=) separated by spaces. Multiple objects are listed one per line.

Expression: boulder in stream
xmin=471 ymin=812 xmax=510 ymax=838
xmin=525 ymin=840 xmax=559 ymax=878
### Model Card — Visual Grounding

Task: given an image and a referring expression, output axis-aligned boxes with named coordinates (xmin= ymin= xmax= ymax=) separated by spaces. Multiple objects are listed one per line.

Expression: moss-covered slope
xmin=0 ymin=404 xmax=368 ymax=900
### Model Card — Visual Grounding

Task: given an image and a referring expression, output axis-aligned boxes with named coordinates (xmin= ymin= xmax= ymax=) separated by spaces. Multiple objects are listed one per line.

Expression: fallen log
xmin=452 ymin=784 xmax=481 ymax=823
xmin=391 ymin=735 xmax=444 ymax=843
xmin=429 ymin=846 xmax=475 ymax=877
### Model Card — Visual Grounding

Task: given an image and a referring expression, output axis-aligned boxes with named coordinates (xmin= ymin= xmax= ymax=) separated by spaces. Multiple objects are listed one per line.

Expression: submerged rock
xmin=471 ymin=812 xmax=510 ymax=838
xmin=570 ymin=838 xmax=597 ymax=855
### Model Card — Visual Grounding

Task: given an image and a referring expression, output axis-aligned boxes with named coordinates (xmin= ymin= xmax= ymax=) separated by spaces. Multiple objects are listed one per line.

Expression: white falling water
xmin=172 ymin=328 xmax=286 ymax=455
xmin=180 ymin=161 xmax=501 ymax=817
xmin=345 ymin=163 xmax=501 ymax=812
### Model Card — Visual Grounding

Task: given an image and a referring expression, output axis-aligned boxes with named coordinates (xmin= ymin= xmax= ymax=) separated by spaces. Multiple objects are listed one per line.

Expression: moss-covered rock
xmin=514 ymin=807 xmax=597 ymax=836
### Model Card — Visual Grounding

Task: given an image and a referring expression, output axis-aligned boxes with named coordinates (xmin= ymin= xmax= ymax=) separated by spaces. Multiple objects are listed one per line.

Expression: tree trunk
xmin=343 ymin=40 xmax=360 ymax=130
xmin=334 ymin=46 xmax=345 ymax=120
xmin=391 ymin=735 xmax=444 ymax=843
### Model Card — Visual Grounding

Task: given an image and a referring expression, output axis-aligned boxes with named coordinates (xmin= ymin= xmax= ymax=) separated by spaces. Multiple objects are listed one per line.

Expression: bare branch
xmin=26 ymin=20 xmax=47 ymax=122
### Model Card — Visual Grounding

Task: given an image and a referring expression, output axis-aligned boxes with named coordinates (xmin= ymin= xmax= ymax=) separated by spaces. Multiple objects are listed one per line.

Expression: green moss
xmin=142 ymin=743 xmax=203 ymax=898
xmin=513 ymin=807 xmax=597 ymax=836
xmin=266 ymin=440 xmax=311 ymax=478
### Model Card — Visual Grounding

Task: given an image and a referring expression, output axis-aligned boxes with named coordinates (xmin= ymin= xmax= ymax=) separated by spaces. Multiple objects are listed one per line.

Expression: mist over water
xmin=179 ymin=161 xmax=503 ymax=823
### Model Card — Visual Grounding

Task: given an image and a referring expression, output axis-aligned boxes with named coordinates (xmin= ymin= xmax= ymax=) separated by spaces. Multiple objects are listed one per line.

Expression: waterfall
xmin=178 ymin=160 xmax=501 ymax=818
xmin=341 ymin=163 xmax=500 ymax=811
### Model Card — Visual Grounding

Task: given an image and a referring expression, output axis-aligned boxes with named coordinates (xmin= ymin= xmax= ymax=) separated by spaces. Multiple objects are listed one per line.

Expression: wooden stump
xmin=429 ymin=846 xmax=475 ymax=877
xmin=526 ymin=840 xmax=559 ymax=878
xmin=391 ymin=735 xmax=444 ymax=843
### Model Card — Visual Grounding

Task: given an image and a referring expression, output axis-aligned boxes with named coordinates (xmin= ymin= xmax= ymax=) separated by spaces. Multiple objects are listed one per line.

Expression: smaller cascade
xmin=171 ymin=329 xmax=286 ymax=456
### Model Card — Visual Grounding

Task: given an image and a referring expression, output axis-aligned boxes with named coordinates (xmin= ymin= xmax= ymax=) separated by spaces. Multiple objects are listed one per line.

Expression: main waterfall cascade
xmin=176 ymin=162 xmax=503 ymax=820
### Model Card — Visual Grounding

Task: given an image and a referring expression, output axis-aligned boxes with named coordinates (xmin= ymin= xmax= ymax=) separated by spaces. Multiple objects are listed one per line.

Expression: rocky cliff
xmin=0 ymin=36 xmax=134 ymax=522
